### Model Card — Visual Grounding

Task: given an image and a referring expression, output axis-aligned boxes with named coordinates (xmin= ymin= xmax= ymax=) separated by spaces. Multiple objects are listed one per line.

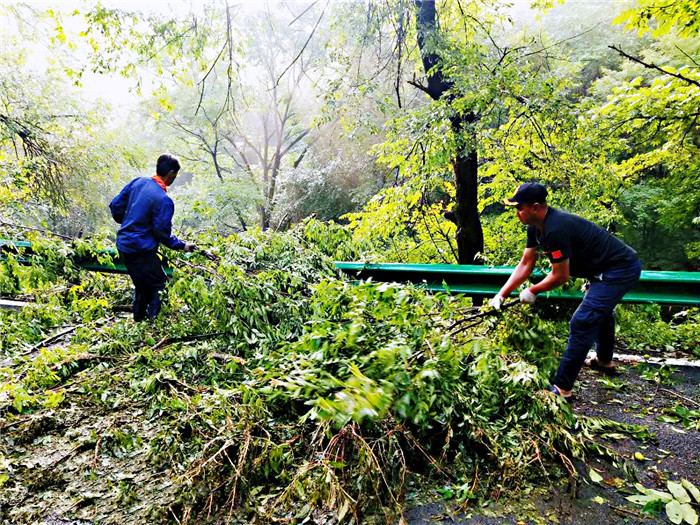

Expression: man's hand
xmin=489 ymin=294 xmax=505 ymax=310
xmin=519 ymin=288 xmax=537 ymax=304
xmin=184 ymin=242 xmax=198 ymax=253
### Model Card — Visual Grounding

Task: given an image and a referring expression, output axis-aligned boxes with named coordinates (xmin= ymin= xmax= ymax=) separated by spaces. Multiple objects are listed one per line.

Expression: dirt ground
xmin=405 ymin=359 xmax=700 ymax=524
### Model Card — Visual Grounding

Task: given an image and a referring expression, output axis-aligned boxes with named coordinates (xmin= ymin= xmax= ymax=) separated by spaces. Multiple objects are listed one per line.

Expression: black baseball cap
xmin=503 ymin=182 xmax=548 ymax=206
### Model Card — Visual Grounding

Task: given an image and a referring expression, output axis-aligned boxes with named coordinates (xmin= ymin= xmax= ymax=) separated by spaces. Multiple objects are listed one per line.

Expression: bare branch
xmin=610 ymin=45 xmax=700 ymax=88
xmin=275 ymin=0 xmax=327 ymax=87
xmin=681 ymin=112 xmax=700 ymax=148
xmin=675 ymin=45 xmax=700 ymax=68
xmin=280 ymin=129 xmax=310 ymax=157
xmin=195 ymin=39 xmax=229 ymax=116
xmin=520 ymin=23 xmax=603 ymax=59
xmin=408 ymin=79 xmax=431 ymax=94
xmin=144 ymin=22 xmax=197 ymax=62
xmin=287 ymin=1 xmax=318 ymax=26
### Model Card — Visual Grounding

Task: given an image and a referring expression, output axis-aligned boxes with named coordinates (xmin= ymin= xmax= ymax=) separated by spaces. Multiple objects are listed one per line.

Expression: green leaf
xmin=647 ymin=489 xmax=674 ymax=502
xmin=667 ymin=500 xmax=684 ymax=525
xmin=627 ymin=494 xmax=663 ymax=505
xmin=668 ymin=481 xmax=691 ymax=504
xmin=642 ymin=498 xmax=665 ymax=515
xmin=589 ymin=469 xmax=603 ymax=484
xmin=681 ymin=479 xmax=700 ymax=504
xmin=680 ymin=503 xmax=698 ymax=525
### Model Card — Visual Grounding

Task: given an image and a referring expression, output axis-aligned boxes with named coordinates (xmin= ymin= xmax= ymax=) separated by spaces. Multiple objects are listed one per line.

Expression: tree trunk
xmin=415 ymin=0 xmax=483 ymax=265
xmin=258 ymin=204 xmax=270 ymax=230
xmin=452 ymin=142 xmax=483 ymax=264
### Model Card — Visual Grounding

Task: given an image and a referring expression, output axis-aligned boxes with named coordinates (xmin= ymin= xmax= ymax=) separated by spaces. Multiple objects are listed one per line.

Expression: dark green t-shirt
xmin=526 ymin=207 xmax=637 ymax=278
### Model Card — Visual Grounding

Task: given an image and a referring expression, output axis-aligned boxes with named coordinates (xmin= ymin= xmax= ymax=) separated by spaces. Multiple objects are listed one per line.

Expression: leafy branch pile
xmin=1 ymin=226 xmax=654 ymax=523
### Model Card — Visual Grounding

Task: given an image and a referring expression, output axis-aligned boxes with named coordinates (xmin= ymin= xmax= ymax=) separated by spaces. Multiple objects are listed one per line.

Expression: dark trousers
xmin=554 ymin=259 xmax=642 ymax=391
xmin=120 ymin=251 xmax=167 ymax=322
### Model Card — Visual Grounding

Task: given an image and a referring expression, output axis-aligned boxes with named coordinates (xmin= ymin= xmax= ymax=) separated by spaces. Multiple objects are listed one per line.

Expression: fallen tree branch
xmin=450 ymin=300 xmax=519 ymax=334
xmin=175 ymin=258 xmax=224 ymax=280
xmin=151 ymin=331 xmax=236 ymax=350
xmin=0 ymin=220 xmax=75 ymax=241
xmin=49 ymin=354 xmax=115 ymax=373
xmin=15 ymin=353 xmax=113 ymax=383
xmin=659 ymin=387 xmax=700 ymax=408
xmin=21 ymin=325 xmax=82 ymax=356
xmin=610 ymin=504 xmax=643 ymax=518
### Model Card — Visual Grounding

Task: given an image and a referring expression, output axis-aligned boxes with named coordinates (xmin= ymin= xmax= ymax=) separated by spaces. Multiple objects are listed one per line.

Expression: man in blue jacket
xmin=109 ymin=154 xmax=196 ymax=321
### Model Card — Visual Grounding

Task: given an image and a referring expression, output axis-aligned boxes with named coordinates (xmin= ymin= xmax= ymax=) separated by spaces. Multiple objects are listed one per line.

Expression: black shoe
xmin=585 ymin=357 xmax=618 ymax=376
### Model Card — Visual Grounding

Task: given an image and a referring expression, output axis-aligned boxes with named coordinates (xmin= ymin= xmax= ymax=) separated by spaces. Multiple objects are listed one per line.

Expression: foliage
xmin=344 ymin=175 xmax=458 ymax=263
xmin=170 ymin=170 xmax=259 ymax=235
xmin=616 ymin=305 xmax=700 ymax=358
xmin=615 ymin=0 xmax=700 ymax=39
xmin=636 ymin=362 xmax=677 ymax=386
xmin=0 ymin=226 xmax=656 ymax=522
xmin=0 ymin=14 xmax=150 ymax=237
xmin=626 ymin=479 xmax=700 ymax=524
xmin=657 ymin=404 xmax=700 ymax=431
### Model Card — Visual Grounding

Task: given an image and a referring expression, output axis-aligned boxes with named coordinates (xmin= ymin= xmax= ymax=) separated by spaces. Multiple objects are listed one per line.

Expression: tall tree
xmin=343 ymin=0 xmax=578 ymax=265
xmin=415 ymin=0 xmax=482 ymax=264
xmin=218 ymin=7 xmax=324 ymax=230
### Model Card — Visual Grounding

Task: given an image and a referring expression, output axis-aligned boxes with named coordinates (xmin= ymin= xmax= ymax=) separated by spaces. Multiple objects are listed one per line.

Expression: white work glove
xmin=489 ymin=294 xmax=505 ymax=310
xmin=183 ymin=242 xmax=198 ymax=253
xmin=519 ymin=288 xmax=537 ymax=304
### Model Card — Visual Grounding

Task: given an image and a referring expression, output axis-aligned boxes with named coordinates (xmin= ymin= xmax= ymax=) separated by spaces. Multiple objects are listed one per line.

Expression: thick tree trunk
xmin=415 ymin=0 xmax=483 ymax=265
xmin=452 ymin=144 xmax=483 ymax=264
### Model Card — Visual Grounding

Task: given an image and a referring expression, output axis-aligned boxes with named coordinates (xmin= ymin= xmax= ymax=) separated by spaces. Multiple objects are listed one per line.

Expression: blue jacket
xmin=109 ymin=177 xmax=185 ymax=254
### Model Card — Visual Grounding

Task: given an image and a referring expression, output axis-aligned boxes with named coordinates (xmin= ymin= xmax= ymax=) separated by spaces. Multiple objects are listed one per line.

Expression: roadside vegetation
xmin=1 ymin=228 xmax=698 ymax=522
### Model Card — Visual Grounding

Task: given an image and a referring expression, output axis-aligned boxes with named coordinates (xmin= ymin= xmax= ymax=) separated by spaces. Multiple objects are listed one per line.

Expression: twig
xmin=450 ymin=300 xmax=519 ymax=333
xmin=49 ymin=354 xmax=114 ymax=373
xmin=151 ymin=331 xmax=236 ymax=350
xmin=274 ymin=0 xmax=327 ymax=87
xmin=609 ymin=45 xmax=700 ymax=88
xmin=660 ymin=388 xmax=700 ymax=408
xmin=164 ymin=377 xmax=203 ymax=394
xmin=0 ymin=220 xmax=75 ymax=240
xmin=228 ymin=428 xmax=252 ymax=513
xmin=93 ymin=435 xmax=102 ymax=469
xmin=610 ymin=504 xmax=642 ymax=518
xmin=176 ymin=258 xmax=223 ymax=280
xmin=676 ymin=45 xmax=700 ymax=68
xmin=21 ymin=325 xmax=82 ymax=356
xmin=408 ymin=79 xmax=431 ymax=94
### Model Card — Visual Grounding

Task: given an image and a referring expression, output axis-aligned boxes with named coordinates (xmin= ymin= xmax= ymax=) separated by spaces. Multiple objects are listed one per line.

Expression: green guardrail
xmin=335 ymin=262 xmax=700 ymax=306
xmin=0 ymin=239 xmax=173 ymax=276
xmin=2 ymin=240 xmax=699 ymax=305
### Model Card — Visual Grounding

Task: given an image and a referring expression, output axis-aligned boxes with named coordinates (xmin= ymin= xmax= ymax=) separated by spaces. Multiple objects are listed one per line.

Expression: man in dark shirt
xmin=109 ymin=154 xmax=196 ymax=322
xmin=490 ymin=183 xmax=641 ymax=399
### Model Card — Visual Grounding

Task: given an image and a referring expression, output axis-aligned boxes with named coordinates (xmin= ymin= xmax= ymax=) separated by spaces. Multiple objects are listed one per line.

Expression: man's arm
xmin=152 ymin=198 xmax=186 ymax=251
xmin=495 ymin=247 xmax=537 ymax=300
xmin=109 ymin=181 xmax=133 ymax=224
xmin=528 ymin=259 xmax=570 ymax=295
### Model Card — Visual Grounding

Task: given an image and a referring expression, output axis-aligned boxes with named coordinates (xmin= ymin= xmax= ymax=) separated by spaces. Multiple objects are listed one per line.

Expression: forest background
xmin=1 ymin=0 xmax=698 ymax=270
